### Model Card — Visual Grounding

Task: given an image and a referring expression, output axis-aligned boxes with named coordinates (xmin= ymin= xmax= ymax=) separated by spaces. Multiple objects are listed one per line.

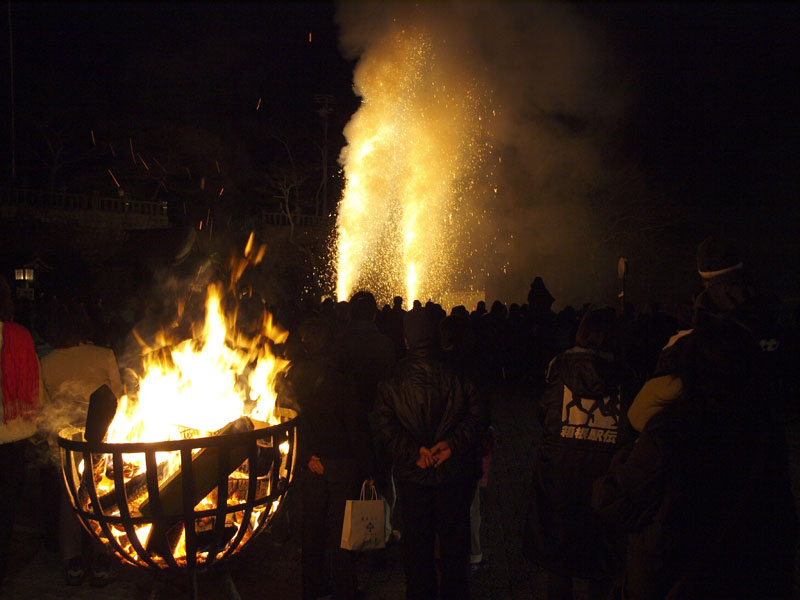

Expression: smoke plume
xmin=335 ymin=1 xmax=635 ymax=309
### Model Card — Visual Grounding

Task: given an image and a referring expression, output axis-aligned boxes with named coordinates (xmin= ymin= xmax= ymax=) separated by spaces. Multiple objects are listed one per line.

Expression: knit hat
xmin=696 ymin=236 xmax=743 ymax=279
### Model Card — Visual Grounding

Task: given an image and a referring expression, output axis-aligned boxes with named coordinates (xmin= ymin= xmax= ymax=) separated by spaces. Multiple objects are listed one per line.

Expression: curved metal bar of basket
xmin=57 ymin=409 xmax=298 ymax=571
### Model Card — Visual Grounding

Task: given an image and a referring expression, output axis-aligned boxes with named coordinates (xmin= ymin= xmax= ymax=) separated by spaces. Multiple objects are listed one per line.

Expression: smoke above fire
xmin=334 ymin=2 xmax=632 ymax=308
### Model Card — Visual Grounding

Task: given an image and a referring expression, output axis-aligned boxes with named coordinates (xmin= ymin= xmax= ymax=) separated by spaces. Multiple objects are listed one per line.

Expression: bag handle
xmin=359 ymin=479 xmax=378 ymax=501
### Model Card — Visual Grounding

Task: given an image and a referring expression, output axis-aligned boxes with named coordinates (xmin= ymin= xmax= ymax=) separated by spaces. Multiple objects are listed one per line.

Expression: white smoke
xmin=335 ymin=1 xmax=635 ymax=309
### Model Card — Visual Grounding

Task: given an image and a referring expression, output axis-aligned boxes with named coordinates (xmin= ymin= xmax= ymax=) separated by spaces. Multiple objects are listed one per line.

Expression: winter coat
xmin=288 ymin=355 xmax=375 ymax=481
xmin=375 ymin=346 xmax=486 ymax=486
xmin=0 ymin=321 xmax=41 ymax=444
xmin=592 ymin=399 xmax=797 ymax=600
xmin=335 ymin=320 xmax=396 ymax=413
xmin=522 ymin=346 xmax=634 ymax=580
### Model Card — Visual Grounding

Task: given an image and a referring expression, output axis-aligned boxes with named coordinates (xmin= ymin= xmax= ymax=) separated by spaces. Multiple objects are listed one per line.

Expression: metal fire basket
xmin=57 ymin=407 xmax=298 ymax=596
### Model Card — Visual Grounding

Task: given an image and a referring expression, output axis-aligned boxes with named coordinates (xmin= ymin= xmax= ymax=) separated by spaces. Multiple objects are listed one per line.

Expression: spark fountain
xmin=334 ymin=22 xmax=496 ymax=308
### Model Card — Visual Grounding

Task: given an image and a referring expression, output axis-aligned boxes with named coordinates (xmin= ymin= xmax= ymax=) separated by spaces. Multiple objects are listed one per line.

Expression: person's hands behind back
xmin=430 ymin=440 xmax=452 ymax=467
xmin=416 ymin=446 xmax=435 ymax=469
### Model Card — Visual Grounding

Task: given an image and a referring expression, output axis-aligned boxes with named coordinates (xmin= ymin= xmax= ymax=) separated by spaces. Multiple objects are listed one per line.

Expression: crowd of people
xmin=1 ymin=234 xmax=798 ymax=599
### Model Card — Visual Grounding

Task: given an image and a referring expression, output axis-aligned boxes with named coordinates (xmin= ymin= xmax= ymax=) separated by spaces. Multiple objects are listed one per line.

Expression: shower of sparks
xmin=333 ymin=25 xmax=495 ymax=307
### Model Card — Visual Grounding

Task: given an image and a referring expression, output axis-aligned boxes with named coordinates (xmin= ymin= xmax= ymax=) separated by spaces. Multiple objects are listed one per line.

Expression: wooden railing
xmin=6 ymin=188 xmax=169 ymax=217
xmin=259 ymin=211 xmax=331 ymax=228
xmin=1 ymin=188 xmax=334 ymax=231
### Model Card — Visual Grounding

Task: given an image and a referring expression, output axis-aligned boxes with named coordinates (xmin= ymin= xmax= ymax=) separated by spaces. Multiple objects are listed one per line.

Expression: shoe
xmin=89 ymin=554 xmax=119 ymax=587
xmin=65 ymin=556 xmax=86 ymax=586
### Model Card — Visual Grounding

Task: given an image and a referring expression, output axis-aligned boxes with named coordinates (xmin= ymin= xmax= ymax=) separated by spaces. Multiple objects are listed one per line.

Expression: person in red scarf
xmin=0 ymin=276 xmax=41 ymax=585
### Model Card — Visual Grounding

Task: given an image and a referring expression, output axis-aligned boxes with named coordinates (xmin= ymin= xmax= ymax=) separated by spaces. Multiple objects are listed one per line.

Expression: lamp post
xmin=617 ymin=257 xmax=628 ymax=318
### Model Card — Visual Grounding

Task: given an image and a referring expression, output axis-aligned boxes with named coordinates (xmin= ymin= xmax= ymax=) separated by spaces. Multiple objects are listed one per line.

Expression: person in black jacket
xmin=375 ymin=307 xmax=487 ymax=600
xmin=289 ymin=317 xmax=375 ymax=600
xmin=523 ymin=307 xmax=636 ymax=600
xmin=593 ymin=315 xmax=797 ymax=600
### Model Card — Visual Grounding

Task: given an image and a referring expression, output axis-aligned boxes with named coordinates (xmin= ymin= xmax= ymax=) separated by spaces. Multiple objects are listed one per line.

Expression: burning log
xmin=139 ymin=416 xmax=254 ymax=518
xmin=85 ymin=384 xmax=118 ymax=443
xmin=139 ymin=416 xmax=255 ymax=556
xmin=96 ymin=461 xmax=168 ymax=512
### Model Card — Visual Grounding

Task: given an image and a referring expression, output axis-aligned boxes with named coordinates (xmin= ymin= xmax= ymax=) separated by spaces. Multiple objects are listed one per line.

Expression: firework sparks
xmin=333 ymin=24 xmax=495 ymax=307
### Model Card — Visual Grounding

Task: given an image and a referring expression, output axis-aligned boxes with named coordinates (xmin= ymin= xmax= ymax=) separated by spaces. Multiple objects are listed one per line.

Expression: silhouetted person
xmin=470 ymin=300 xmax=487 ymax=324
xmin=528 ymin=277 xmax=555 ymax=318
xmin=594 ymin=316 xmax=797 ymax=599
xmin=290 ymin=317 xmax=375 ymax=600
xmin=526 ymin=277 xmax=558 ymax=396
xmin=656 ymin=235 xmax=777 ymax=375
xmin=0 ymin=276 xmax=41 ymax=586
xmin=337 ymin=292 xmax=396 ymax=414
xmin=375 ymin=307 xmax=486 ymax=600
xmin=39 ymin=299 xmax=123 ymax=586
xmin=523 ymin=308 xmax=635 ymax=600
xmin=384 ymin=296 xmax=407 ymax=357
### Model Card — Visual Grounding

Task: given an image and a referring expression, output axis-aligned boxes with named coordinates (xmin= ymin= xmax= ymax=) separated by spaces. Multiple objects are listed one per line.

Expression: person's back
xmin=290 ymin=316 xmax=374 ymax=600
xmin=336 ymin=292 xmax=396 ymax=413
xmin=524 ymin=308 xmax=632 ymax=599
xmin=375 ymin=307 xmax=486 ymax=600
xmin=594 ymin=317 xmax=797 ymax=600
xmin=39 ymin=302 xmax=123 ymax=427
xmin=290 ymin=350 xmax=372 ymax=472
xmin=379 ymin=343 xmax=483 ymax=485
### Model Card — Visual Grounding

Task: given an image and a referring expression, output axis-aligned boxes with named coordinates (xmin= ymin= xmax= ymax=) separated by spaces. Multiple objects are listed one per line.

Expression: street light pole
xmin=8 ymin=1 xmax=15 ymax=184
xmin=313 ymin=93 xmax=334 ymax=216
xmin=617 ymin=256 xmax=628 ymax=318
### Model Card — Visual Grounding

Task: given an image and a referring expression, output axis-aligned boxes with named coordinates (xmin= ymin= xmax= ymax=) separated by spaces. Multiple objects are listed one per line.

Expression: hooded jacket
xmin=374 ymin=346 xmax=486 ymax=486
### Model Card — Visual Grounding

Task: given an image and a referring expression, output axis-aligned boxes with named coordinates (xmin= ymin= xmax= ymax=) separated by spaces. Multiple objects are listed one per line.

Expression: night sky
xmin=1 ymin=2 xmax=799 ymax=299
xmin=589 ymin=3 xmax=799 ymax=213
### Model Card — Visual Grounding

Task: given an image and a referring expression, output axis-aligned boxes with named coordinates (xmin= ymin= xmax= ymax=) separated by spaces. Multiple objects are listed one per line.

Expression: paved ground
xmin=2 ymin=388 xmax=798 ymax=600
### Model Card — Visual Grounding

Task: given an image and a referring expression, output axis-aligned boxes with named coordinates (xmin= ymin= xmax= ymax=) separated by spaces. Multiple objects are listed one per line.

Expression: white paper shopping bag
xmin=340 ymin=480 xmax=386 ymax=551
